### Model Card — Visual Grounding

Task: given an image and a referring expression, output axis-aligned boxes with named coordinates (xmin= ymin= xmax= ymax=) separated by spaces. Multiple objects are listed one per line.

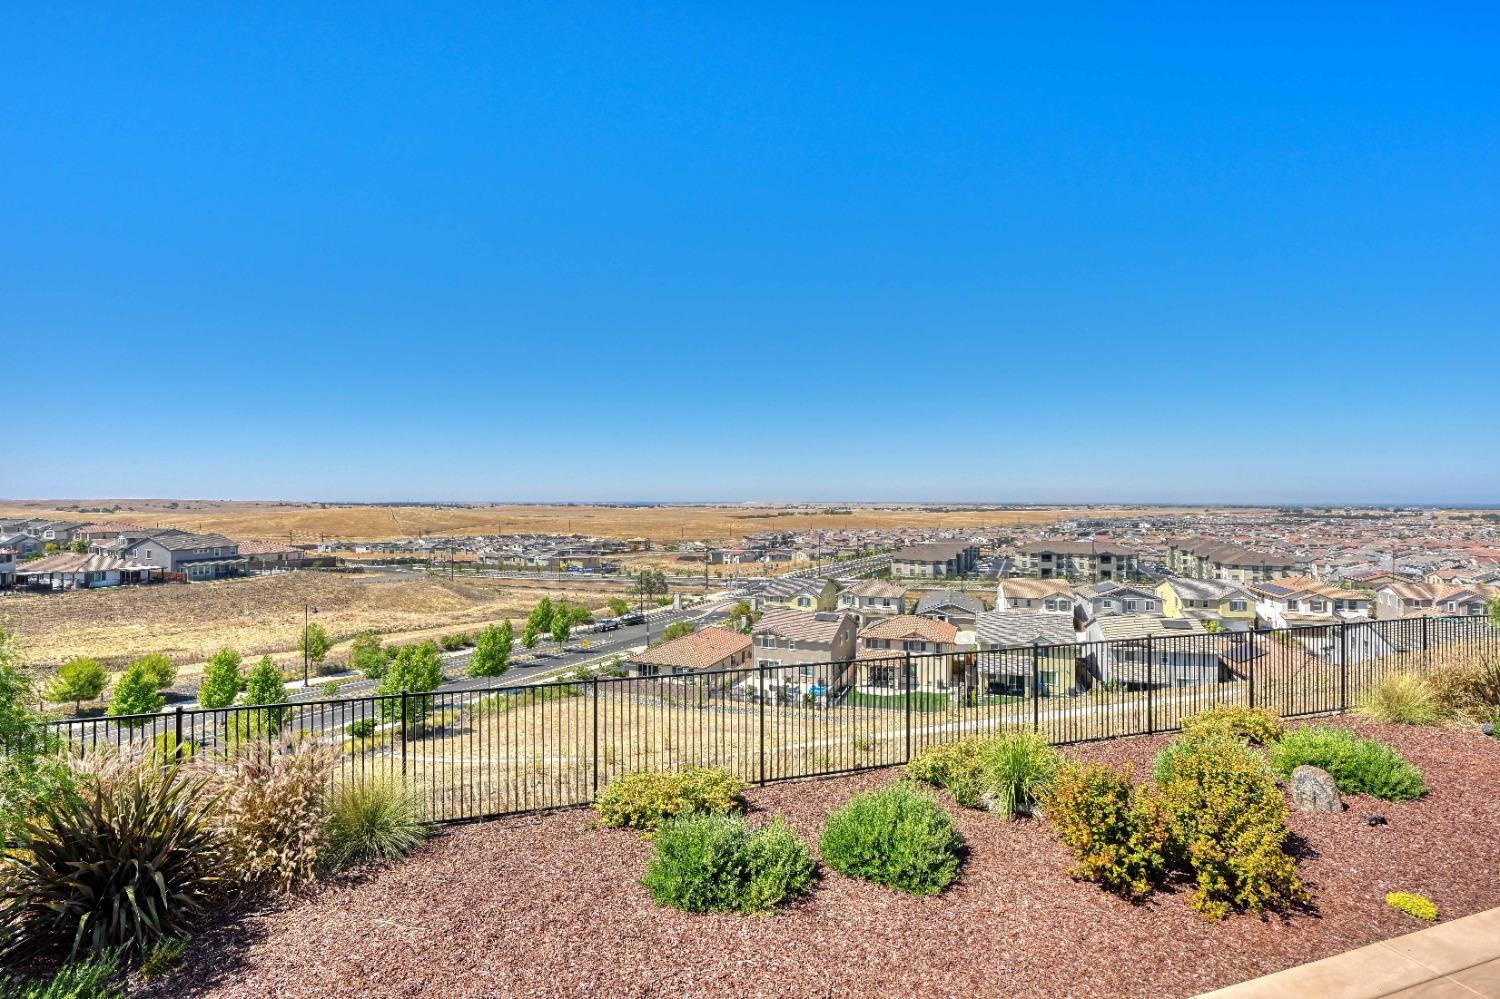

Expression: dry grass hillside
xmin=0 ymin=572 xmax=621 ymax=674
xmin=0 ymin=499 xmax=1223 ymax=544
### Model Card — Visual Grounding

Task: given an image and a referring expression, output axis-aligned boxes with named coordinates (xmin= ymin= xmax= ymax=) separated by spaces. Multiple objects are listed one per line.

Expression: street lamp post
xmin=302 ymin=604 xmax=319 ymax=687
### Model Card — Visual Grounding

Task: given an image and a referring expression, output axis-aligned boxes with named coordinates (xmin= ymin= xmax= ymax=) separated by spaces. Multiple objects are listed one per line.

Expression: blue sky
xmin=4 ymin=4 xmax=1497 ymax=504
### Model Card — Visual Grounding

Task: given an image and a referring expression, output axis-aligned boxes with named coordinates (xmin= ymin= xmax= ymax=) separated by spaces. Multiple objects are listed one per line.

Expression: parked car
xmin=618 ymin=612 xmax=646 ymax=626
xmin=594 ymin=617 xmax=620 ymax=631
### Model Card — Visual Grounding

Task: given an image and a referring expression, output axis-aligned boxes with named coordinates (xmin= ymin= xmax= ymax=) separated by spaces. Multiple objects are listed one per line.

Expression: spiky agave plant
xmin=0 ymin=760 xmax=221 ymax=959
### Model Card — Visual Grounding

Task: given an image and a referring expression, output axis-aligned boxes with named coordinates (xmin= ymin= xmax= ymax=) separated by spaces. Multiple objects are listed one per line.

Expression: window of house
xmin=1144 ymin=601 xmax=1155 ymax=611
xmin=1311 ymin=600 xmax=1326 ymax=612
xmin=1125 ymin=600 xmax=1137 ymax=611
xmin=1044 ymin=599 xmax=1056 ymax=611
xmin=800 ymin=664 xmax=813 ymax=676
xmin=1230 ymin=600 xmax=1247 ymax=612
xmin=1058 ymin=600 xmax=1070 ymax=611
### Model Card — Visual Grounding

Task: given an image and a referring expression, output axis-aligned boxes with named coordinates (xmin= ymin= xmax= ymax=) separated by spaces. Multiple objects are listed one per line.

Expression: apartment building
xmin=889 ymin=542 xmax=980 ymax=578
xmin=1165 ymin=538 xmax=1302 ymax=584
xmin=1013 ymin=541 xmax=1138 ymax=581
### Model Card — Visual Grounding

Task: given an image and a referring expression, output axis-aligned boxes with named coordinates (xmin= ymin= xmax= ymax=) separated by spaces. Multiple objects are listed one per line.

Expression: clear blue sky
xmin=5 ymin=4 xmax=1497 ymax=504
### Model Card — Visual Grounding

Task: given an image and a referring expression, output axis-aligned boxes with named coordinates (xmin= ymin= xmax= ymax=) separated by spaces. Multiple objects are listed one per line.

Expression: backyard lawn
xmin=132 ymin=719 xmax=1500 ymax=999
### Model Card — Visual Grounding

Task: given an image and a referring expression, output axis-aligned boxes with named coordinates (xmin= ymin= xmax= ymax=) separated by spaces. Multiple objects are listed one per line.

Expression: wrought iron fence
xmin=30 ymin=615 xmax=1500 ymax=824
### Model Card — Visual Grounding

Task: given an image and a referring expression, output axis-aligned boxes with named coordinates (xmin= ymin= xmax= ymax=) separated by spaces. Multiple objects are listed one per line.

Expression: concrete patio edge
xmin=1196 ymin=906 xmax=1500 ymax=998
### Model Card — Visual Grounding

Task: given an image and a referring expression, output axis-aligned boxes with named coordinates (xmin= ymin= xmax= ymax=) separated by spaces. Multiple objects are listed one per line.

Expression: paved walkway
xmin=1199 ymin=906 xmax=1500 ymax=998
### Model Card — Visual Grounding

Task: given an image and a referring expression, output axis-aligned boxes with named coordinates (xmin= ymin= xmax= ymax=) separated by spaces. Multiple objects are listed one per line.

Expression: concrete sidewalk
xmin=1198 ymin=906 xmax=1500 ymax=998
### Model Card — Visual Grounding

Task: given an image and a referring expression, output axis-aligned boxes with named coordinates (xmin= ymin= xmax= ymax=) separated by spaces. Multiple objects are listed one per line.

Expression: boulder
xmin=1291 ymin=765 xmax=1343 ymax=813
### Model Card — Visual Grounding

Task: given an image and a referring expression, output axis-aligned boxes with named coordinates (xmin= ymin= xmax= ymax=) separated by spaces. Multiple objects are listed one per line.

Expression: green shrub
xmin=643 ymin=813 xmax=816 ymax=914
xmin=0 ymin=657 xmax=70 ymax=849
xmin=346 ymin=718 xmax=377 ymax=738
xmin=906 ymin=739 xmax=987 ymax=807
xmin=1181 ymin=705 xmax=1285 ymax=745
xmin=0 ymin=761 xmax=220 ymax=959
xmin=1268 ymin=725 xmax=1427 ymax=801
xmin=907 ymin=733 xmax=1062 ymax=817
xmin=1386 ymin=891 xmax=1437 ymax=922
xmin=139 ymin=936 xmax=188 ymax=982
xmin=819 ymin=783 xmax=963 ymax=896
xmin=322 ymin=778 xmax=427 ymax=870
xmin=977 ymin=732 xmax=1062 ymax=818
xmin=1356 ymin=674 xmax=1444 ymax=726
xmin=593 ymin=767 xmax=745 ymax=831
xmin=1044 ymin=762 xmax=1168 ymax=899
xmin=1152 ymin=731 xmax=1249 ymax=786
xmin=0 ymin=950 xmax=124 ymax=998
xmin=1157 ymin=734 xmax=1306 ymax=920
xmin=197 ymin=648 xmax=244 ymax=710
xmin=350 ymin=632 xmax=387 ymax=680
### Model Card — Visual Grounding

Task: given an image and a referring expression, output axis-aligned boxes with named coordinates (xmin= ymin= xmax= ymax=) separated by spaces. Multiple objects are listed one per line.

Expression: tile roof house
xmin=1155 ymin=578 xmax=1256 ymax=631
xmin=119 ymin=531 xmax=245 ymax=581
xmin=1375 ymin=582 xmax=1496 ymax=621
xmin=1164 ymin=538 xmax=1303 ymax=583
xmin=995 ymin=579 xmax=1077 ymax=614
xmin=627 ymin=626 xmax=752 ymax=677
xmin=854 ymin=615 xmax=962 ymax=691
xmin=1080 ymin=615 xmax=1226 ymax=689
xmin=760 ymin=577 xmax=839 ymax=612
xmin=970 ymin=610 xmax=1081 ymax=698
xmin=913 ymin=589 xmax=985 ymax=629
xmin=1074 ymin=581 xmax=1162 ymax=621
xmin=750 ymin=609 xmax=858 ymax=688
xmin=1248 ymin=576 xmax=1372 ymax=629
xmin=12 ymin=552 xmax=155 ymax=590
xmin=835 ymin=579 xmax=908 ymax=624
xmin=889 ymin=542 xmax=980 ymax=578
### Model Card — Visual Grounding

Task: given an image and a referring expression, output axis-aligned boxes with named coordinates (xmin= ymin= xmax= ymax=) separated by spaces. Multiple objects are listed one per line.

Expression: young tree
xmin=243 ymin=654 xmax=289 ymax=732
xmin=550 ymin=612 xmax=572 ymax=653
xmin=607 ymin=596 xmax=630 ymax=618
xmin=633 ymin=568 xmax=668 ymax=604
xmin=467 ymin=621 xmax=513 ymax=678
xmin=299 ymin=622 xmax=333 ymax=668
xmin=43 ymin=658 xmax=108 ymax=713
xmin=198 ymin=647 xmax=245 ymax=709
xmin=68 ymin=537 xmax=89 ymax=554
xmin=107 ymin=662 xmax=166 ymax=725
xmin=656 ymin=620 xmax=696 ymax=645
xmin=526 ymin=598 xmax=555 ymax=635
xmin=133 ymin=653 xmax=178 ymax=690
xmin=350 ymin=631 xmax=387 ymax=679
xmin=378 ymin=641 xmax=444 ymax=722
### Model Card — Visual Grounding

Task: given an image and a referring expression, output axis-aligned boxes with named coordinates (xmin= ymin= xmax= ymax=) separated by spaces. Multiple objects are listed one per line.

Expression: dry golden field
xmin=0 ymin=498 xmax=1231 ymax=544
xmin=0 ymin=572 xmax=626 ymax=674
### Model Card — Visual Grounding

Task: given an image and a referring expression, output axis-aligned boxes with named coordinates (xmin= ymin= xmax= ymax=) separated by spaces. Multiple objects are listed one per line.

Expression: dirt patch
xmin=132 ymin=720 xmax=1500 ymax=999
xmin=2 ymin=572 xmax=619 ymax=672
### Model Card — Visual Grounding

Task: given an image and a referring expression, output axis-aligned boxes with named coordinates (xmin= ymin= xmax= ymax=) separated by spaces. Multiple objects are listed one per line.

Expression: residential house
xmin=627 ymin=626 xmax=753 ymax=678
xmin=913 ymin=589 xmax=985 ymax=629
xmin=1155 ymin=578 xmax=1256 ymax=631
xmin=835 ymin=579 xmax=908 ymax=625
xmin=1081 ymin=616 xmax=1224 ymax=689
xmin=0 ymin=546 xmax=15 ymax=588
xmin=1249 ymin=576 xmax=1372 ymax=629
xmin=0 ymin=534 xmax=43 ymax=559
xmin=12 ymin=552 xmax=155 ymax=590
xmin=1164 ymin=539 xmax=1302 ymax=583
xmin=750 ymin=609 xmax=858 ymax=689
xmin=77 ymin=522 xmax=151 ymax=545
xmin=23 ymin=520 xmax=89 ymax=545
xmin=1375 ymin=582 xmax=1496 ymax=621
xmin=120 ymin=531 xmax=245 ymax=581
xmin=1074 ymin=581 xmax=1162 ymax=621
xmin=995 ymin=579 xmax=1077 ymax=615
xmin=760 ymin=576 xmax=839 ymax=612
xmin=1013 ymin=541 xmax=1138 ymax=581
xmin=889 ymin=542 xmax=980 ymax=578
xmin=970 ymin=610 xmax=1080 ymax=697
xmin=237 ymin=540 xmax=304 ymax=572
xmin=854 ymin=615 xmax=962 ymax=691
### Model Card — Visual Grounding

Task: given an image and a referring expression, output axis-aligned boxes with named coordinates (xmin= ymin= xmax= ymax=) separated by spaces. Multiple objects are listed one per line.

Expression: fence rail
xmin=28 ymin=615 xmax=1500 ymax=824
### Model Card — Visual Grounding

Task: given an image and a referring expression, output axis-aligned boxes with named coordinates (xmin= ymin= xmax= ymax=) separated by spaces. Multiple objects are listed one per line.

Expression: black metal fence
xmin=31 ymin=615 xmax=1500 ymax=824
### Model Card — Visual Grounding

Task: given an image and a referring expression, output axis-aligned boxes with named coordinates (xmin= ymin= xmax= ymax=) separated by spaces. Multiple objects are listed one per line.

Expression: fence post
xmin=173 ymin=706 xmax=184 ymax=761
xmin=1247 ymin=630 xmax=1256 ymax=708
xmin=1339 ymin=622 xmax=1349 ymax=713
xmin=591 ymin=676 xmax=600 ymax=799
xmin=904 ymin=651 xmax=913 ymax=764
xmin=1145 ymin=635 xmax=1155 ymax=735
xmin=400 ymin=691 xmax=409 ymax=779
xmin=1030 ymin=644 xmax=1041 ymax=733
xmin=1421 ymin=616 xmax=1429 ymax=670
xmin=757 ymin=663 xmax=767 ymax=785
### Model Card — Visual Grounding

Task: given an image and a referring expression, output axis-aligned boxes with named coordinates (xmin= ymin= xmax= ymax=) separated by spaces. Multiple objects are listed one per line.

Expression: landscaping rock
xmin=1290 ymin=765 xmax=1343 ymax=812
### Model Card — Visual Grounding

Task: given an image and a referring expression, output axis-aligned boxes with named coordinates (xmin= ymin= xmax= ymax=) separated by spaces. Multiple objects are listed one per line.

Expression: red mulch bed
xmin=135 ymin=720 xmax=1500 ymax=999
